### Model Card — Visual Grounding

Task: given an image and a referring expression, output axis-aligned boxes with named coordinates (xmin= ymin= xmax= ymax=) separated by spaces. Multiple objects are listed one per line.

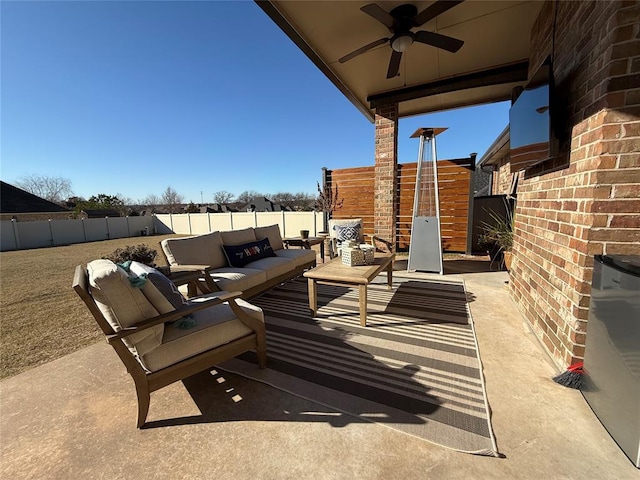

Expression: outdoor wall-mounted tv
xmin=509 ymin=59 xmax=558 ymax=170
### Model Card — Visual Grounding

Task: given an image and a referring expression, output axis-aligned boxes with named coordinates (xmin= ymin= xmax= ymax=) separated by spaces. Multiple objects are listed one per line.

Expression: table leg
xmin=386 ymin=261 xmax=393 ymax=290
xmin=319 ymin=240 xmax=325 ymax=263
xmin=308 ymin=278 xmax=317 ymax=317
xmin=359 ymin=284 xmax=367 ymax=327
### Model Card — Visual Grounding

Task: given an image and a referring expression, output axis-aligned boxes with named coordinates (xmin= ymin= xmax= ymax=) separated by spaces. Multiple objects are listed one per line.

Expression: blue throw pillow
xmin=223 ymin=238 xmax=276 ymax=267
xmin=334 ymin=223 xmax=361 ymax=242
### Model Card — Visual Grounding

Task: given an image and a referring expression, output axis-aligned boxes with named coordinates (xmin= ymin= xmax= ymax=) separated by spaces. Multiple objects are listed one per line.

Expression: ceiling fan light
xmin=391 ymin=34 xmax=413 ymax=52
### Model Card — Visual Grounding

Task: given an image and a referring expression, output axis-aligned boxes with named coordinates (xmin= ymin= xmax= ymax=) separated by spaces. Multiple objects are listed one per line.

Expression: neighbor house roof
xmin=0 ymin=181 xmax=69 ymax=214
xmin=242 ymin=197 xmax=290 ymax=212
xmin=478 ymin=125 xmax=510 ymax=168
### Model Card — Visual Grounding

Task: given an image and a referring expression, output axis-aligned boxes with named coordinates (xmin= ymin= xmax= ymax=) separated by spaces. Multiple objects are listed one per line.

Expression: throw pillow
xmin=128 ymin=261 xmax=188 ymax=314
xmin=334 ymin=223 xmax=361 ymax=242
xmin=223 ymin=238 xmax=276 ymax=268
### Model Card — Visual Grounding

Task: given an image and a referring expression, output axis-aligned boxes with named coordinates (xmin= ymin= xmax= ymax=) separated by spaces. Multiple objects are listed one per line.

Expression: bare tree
xmin=161 ymin=187 xmax=184 ymax=213
xmin=270 ymin=191 xmax=295 ymax=209
xmin=140 ymin=194 xmax=161 ymax=206
xmin=270 ymin=191 xmax=315 ymax=211
xmin=293 ymin=192 xmax=316 ymax=211
xmin=213 ymin=190 xmax=234 ymax=204
xmin=315 ymin=181 xmax=343 ymax=229
xmin=236 ymin=190 xmax=262 ymax=204
xmin=16 ymin=175 xmax=73 ymax=204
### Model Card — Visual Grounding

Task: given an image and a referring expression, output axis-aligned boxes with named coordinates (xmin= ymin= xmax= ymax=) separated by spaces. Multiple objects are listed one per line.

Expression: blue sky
xmin=1 ymin=1 xmax=509 ymax=204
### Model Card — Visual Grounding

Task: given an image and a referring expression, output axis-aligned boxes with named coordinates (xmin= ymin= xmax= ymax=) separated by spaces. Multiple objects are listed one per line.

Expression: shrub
xmin=478 ymin=209 xmax=513 ymax=253
xmin=104 ymin=244 xmax=157 ymax=266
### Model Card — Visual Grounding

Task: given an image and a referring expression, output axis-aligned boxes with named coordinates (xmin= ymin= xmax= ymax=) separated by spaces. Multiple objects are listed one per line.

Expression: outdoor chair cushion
xmin=87 ymin=259 xmax=163 ymax=359
xmin=221 ymin=227 xmax=257 ymax=246
xmin=254 ymin=224 xmax=284 ymax=251
xmin=275 ymin=248 xmax=318 ymax=268
xmin=141 ymin=292 xmax=264 ymax=372
xmin=206 ymin=267 xmax=267 ymax=292
xmin=161 ymin=231 xmax=227 ymax=269
xmin=245 ymin=256 xmax=296 ymax=280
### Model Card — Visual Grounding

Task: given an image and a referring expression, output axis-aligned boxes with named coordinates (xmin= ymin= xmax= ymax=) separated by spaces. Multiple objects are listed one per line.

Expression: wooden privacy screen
xmin=327 ymin=157 xmax=474 ymax=253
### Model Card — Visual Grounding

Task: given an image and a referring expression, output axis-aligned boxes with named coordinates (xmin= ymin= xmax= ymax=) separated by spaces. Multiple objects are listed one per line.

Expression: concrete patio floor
xmin=2 ymin=258 xmax=639 ymax=479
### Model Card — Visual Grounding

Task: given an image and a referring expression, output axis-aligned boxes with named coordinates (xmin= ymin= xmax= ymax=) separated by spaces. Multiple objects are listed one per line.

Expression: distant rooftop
xmin=0 ymin=181 xmax=69 ymax=214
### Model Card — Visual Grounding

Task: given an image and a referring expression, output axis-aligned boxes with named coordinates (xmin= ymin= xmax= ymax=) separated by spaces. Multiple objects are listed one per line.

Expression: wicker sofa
xmin=161 ymin=224 xmax=316 ymax=299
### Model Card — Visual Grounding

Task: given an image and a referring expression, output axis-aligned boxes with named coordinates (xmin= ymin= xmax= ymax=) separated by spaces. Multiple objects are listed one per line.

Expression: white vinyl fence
xmin=0 ymin=212 xmax=324 ymax=252
xmin=154 ymin=211 xmax=325 ymax=237
xmin=0 ymin=216 xmax=155 ymax=252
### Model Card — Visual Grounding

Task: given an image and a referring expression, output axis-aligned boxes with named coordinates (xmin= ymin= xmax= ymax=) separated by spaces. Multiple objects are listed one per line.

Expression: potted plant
xmin=478 ymin=209 xmax=514 ymax=270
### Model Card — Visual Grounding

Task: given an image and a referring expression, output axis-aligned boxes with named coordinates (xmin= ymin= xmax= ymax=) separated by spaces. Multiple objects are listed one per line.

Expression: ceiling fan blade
xmin=386 ymin=50 xmax=402 ymax=79
xmin=414 ymin=30 xmax=464 ymax=53
xmin=413 ymin=0 xmax=464 ymax=27
xmin=360 ymin=3 xmax=395 ymax=28
xmin=339 ymin=37 xmax=389 ymax=63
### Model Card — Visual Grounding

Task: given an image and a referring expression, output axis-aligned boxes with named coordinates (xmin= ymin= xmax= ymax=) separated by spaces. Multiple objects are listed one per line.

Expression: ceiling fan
xmin=338 ymin=1 xmax=465 ymax=79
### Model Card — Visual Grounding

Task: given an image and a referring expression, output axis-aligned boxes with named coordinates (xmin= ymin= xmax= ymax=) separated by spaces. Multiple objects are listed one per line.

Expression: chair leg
xmin=256 ymin=340 xmax=267 ymax=369
xmin=134 ymin=381 xmax=151 ymax=428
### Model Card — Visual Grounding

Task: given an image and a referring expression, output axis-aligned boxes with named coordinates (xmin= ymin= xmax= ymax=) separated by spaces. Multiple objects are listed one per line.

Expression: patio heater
xmin=407 ymin=127 xmax=445 ymax=274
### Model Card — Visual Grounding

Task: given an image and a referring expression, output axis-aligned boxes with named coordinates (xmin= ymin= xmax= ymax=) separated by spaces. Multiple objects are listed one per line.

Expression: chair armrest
xmin=166 ymin=265 xmax=221 ymax=294
xmin=167 ymin=264 xmax=214 ymax=273
xmin=106 ymin=291 xmax=244 ymax=343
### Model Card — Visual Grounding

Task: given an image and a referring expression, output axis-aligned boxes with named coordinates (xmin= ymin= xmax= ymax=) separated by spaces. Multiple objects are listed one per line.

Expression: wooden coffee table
xmin=303 ymin=252 xmax=395 ymax=327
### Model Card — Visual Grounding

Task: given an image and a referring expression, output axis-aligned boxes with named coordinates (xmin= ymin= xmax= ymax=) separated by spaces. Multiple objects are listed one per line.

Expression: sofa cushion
xmin=221 ymin=227 xmax=256 ymax=246
xmin=207 ymin=267 xmax=267 ymax=292
xmin=128 ymin=261 xmax=187 ymax=314
xmin=161 ymin=231 xmax=227 ymax=269
xmin=141 ymin=292 xmax=263 ymax=372
xmin=275 ymin=248 xmax=317 ymax=268
xmin=245 ymin=256 xmax=296 ymax=280
xmin=87 ymin=259 xmax=163 ymax=362
xmin=223 ymin=238 xmax=276 ymax=268
xmin=254 ymin=224 xmax=284 ymax=251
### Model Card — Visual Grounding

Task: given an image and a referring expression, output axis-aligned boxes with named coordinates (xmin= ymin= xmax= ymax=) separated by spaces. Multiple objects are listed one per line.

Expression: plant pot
xmin=503 ymin=251 xmax=513 ymax=271
xmin=300 ymin=230 xmax=309 ymax=239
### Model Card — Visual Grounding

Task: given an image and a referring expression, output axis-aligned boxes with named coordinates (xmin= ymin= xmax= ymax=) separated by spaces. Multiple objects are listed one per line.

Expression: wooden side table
xmin=162 ymin=267 xmax=209 ymax=297
xmin=283 ymin=236 xmax=326 ymax=263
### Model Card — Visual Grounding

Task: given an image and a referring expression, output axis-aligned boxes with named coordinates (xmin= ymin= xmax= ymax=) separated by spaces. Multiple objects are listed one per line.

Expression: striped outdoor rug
xmin=220 ymin=276 xmax=499 ymax=456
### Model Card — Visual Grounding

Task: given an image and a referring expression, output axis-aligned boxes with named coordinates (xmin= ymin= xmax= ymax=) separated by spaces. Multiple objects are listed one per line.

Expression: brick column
xmin=374 ymin=104 xmax=398 ymax=252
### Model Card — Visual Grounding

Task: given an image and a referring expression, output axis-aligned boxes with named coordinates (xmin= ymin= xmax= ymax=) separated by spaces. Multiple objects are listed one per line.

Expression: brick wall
xmin=510 ymin=0 xmax=640 ymax=368
xmin=491 ymin=157 xmax=513 ymax=195
xmin=374 ymin=104 xmax=399 ymax=250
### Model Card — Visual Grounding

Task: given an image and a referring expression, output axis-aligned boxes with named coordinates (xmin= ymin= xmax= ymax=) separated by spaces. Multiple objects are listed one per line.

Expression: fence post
xmin=466 ymin=153 xmax=477 ymax=255
xmin=81 ymin=218 xmax=87 ymax=241
xmin=254 ymin=210 xmax=258 ymax=227
xmin=187 ymin=213 xmax=192 ymax=235
xmin=105 ymin=217 xmax=110 ymax=239
xmin=229 ymin=212 xmax=234 ymax=230
xmin=48 ymin=219 xmax=55 ymax=246
xmin=126 ymin=216 xmax=131 ymax=238
xmin=281 ymin=210 xmax=285 ymax=237
xmin=11 ymin=219 xmax=21 ymax=250
xmin=207 ymin=213 xmax=212 ymax=232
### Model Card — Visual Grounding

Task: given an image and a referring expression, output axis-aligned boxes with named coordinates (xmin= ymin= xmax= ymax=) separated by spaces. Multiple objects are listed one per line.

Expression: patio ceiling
xmin=257 ymin=1 xmax=543 ymax=121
